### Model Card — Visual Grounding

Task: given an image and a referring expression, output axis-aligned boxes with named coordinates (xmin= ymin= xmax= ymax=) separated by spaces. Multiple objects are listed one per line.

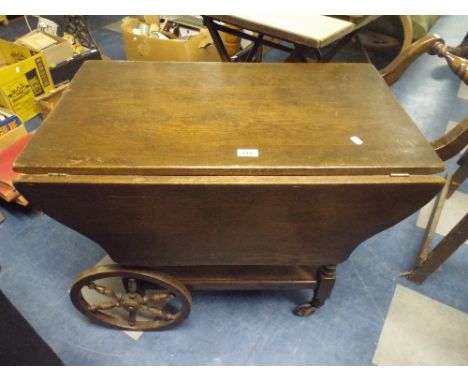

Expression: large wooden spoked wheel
xmin=70 ymin=264 xmax=192 ymax=331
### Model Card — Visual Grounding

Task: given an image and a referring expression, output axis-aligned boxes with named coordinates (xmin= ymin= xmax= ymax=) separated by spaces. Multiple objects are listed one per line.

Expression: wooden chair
xmin=405 ymin=119 xmax=468 ymax=283
xmin=387 ymin=33 xmax=468 ymax=283
xmin=382 ymin=34 xmax=468 ymax=85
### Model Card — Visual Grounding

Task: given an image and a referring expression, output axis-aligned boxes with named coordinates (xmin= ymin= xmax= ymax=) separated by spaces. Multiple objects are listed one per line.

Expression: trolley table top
xmin=15 ymin=61 xmax=443 ymax=177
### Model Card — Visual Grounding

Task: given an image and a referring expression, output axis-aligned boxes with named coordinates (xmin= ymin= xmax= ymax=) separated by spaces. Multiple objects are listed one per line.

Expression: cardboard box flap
xmin=0 ymin=39 xmax=32 ymax=66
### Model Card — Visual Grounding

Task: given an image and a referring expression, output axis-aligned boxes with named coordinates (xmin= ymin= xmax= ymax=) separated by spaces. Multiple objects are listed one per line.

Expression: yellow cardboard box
xmin=15 ymin=30 xmax=74 ymax=68
xmin=0 ymin=39 xmax=54 ymax=122
xmin=0 ymin=38 xmax=31 ymax=65
xmin=121 ymin=17 xmax=220 ymax=62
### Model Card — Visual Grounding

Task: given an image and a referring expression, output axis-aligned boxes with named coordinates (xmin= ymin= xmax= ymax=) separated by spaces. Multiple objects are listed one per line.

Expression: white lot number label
xmin=237 ymin=148 xmax=259 ymax=157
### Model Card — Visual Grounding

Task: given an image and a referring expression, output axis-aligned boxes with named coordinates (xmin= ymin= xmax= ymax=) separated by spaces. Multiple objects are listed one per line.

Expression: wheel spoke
xmin=143 ymin=291 xmax=174 ymax=304
xmin=128 ymin=309 xmax=137 ymax=327
xmin=127 ymin=278 xmax=137 ymax=293
xmin=89 ymin=301 xmax=120 ymax=312
xmin=87 ymin=282 xmax=119 ymax=299
xmin=140 ymin=305 xmax=175 ymax=321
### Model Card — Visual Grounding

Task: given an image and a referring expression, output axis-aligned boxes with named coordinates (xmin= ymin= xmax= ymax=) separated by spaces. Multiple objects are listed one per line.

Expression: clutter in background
xmin=0 ymin=107 xmax=30 ymax=207
xmin=132 ymin=15 xmax=195 ymax=40
xmin=0 ymin=16 xmax=102 ymax=123
xmin=0 ymin=38 xmax=54 ymax=122
xmin=35 ymin=83 xmax=69 ymax=119
xmin=20 ymin=16 xmax=102 ymax=85
xmin=121 ymin=16 xmax=220 ymax=62
xmin=63 ymin=16 xmax=99 ymax=50
xmin=0 ymin=107 xmax=25 ymax=152
xmin=36 ymin=16 xmax=59 ymax=36
xmin=15 ymin=30 xmax=75 ymax=68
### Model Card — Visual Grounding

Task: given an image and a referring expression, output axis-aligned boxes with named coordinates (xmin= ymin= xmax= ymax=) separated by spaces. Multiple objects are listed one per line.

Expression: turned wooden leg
xmin=408 ymin=212 xmax=468 ymax=283
xmin=294 ymin=265 xmax=337 ymax=316
xmin=448 ymin=32 xmax=468 ymax=59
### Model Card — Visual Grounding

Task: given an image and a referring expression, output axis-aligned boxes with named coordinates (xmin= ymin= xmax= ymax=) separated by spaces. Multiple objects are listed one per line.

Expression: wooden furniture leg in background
xmin=405 ymin=120 xmax=468 ymax=283
xmin=448 ymin=32 xmax=468 ymax=59
xmin=382 ymin=35 xmax=468 ymax=86
xmin=382 ymin=35 xmax=444 ymax=85
xmin=448 ymin=150 xmax=468 ymax=198
xmin=415 ymin=174 xmax=453 ymax=266
xmin=430 ymin=39 xmax=468 ymax=84
xmin=294 ymin=265 xmax=337 ymax=316
xmin=408 ymin=213 xmax=468 ymax=283
xmin=431 ymin=118 xmax=468 ymax=162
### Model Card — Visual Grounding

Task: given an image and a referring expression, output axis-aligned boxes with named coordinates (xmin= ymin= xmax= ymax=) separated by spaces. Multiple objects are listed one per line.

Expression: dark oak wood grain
xmin=14 ymin=61 xmax=443 ymax=177
xmin=138 ymin=265 xmax=319 ymax=290
xmin=15 ymin=174 xmax=444 ymax=267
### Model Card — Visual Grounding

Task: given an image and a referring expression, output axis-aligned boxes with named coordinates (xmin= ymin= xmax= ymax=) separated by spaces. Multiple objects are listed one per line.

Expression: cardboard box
xmin=15 ymin=30 xmax=74 ymax=68
xmin=0 ymin=38 xmax=32 ymax=65
xmin=0 ymin=39 xmax=54 ymax=122
xmin=0 ymin=109 xmax=22 ymax=135
xmin=121 ymin=17 xmax=220 ymax=62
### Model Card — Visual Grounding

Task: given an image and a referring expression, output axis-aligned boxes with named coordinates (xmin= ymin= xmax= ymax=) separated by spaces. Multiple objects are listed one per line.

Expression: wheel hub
xmin=121 ymin=292 xmax=143 ymax=312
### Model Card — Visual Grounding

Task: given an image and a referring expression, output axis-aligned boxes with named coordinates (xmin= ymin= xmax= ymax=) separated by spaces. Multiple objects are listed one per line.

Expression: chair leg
xmin=416 ymin=174 xmax=452 ymax=265
xmin=448 ymin=151 xmax=468 ymax=198
xmin=408 ymin=213 xmax=468 ymax=283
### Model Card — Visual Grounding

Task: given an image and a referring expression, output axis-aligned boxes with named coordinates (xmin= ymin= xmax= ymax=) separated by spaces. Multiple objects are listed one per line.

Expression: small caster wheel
xmin=294 ymin=303 xmax=317 ymax=317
